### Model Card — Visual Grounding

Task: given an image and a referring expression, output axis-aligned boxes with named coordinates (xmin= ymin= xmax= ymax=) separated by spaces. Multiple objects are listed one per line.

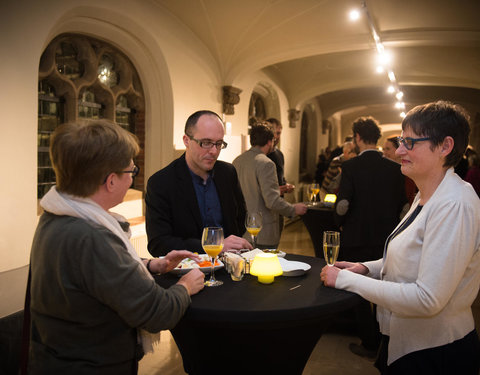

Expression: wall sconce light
xmin=249 ymin=253 xmax=283 ymax=284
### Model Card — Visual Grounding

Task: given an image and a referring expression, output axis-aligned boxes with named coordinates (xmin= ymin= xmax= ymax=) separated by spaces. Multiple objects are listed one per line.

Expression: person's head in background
xmin=352 ymin=116 xmax=382 ymax=153
xmin=343 ymin=141 xmax=357 ymax=161
xmin=50 ymin=120 xmax=139 ymax=206
xmin=383 ymin=135 xmax=401 ymax=163
xmin=266 ymin=117 xmax=282 ymax=147
xmin=250 ymin=121 xmax=275 ymax=154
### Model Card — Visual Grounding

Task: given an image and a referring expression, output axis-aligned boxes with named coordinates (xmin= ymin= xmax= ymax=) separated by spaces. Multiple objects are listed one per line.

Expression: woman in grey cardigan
xmin=28 ymin=120 xmax=205 ymax=374
xmin=321 ymin=101 xmax=480 ymax=374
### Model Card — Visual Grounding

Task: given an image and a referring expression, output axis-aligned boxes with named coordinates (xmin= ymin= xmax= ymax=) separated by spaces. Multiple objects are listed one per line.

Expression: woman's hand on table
xmin=177 ymin=269 xmax=205 ymax=295
xmin=224 ymin=235 xmax=253 ymax=251
xmin=320 ymin=265 xmax=340 ymax=287
xmin=150 ymin=250 xmax=202 ymax=274
xmin=320 ymin=261 xmax=369 ymax=287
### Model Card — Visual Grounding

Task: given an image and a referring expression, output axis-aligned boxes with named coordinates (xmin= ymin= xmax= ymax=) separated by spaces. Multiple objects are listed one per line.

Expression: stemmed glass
xmin=309 ymin=183 xmax=320 ymax=205
xmin=202 ymin=227 xmax=224 ymax=287
xmin=245 ymin=212 xmax=263 ymax=249
xmin=323 ymin=231 xmax=340 ymax=266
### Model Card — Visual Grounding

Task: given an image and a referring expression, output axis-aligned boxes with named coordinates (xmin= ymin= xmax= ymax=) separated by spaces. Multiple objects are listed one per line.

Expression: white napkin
xmin=238 ymin=248 xmax=264 ymax=261
xmin=223 ymin=252 xmax=245 ymax=279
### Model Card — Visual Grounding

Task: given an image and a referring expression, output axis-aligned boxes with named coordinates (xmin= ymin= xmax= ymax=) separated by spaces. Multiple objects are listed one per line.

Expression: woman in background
xmin=322 ymin=101 xmax=480 ymax=374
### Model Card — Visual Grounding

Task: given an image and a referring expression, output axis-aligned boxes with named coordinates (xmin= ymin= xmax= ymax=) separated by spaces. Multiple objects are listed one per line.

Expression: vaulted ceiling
xmin=153 ymin=0 xmax=480 ymax=125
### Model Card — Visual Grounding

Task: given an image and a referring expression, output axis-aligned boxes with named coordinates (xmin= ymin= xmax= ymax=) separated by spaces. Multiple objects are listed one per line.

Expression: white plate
xmin=277 ymin=257 xmax=311 ymax=276
xmin=169 ymin=257 xmax=224 ymax=276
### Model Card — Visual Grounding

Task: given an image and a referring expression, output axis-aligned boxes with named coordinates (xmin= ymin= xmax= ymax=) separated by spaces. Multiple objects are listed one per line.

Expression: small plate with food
xmin=170 ymin=254 xmax=224 ymax=276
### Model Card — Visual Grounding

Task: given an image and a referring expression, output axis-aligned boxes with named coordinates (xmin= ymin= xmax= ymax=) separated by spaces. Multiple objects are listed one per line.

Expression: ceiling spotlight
xmin=376 ymin=66 xmax=385 ymax=73
xmin=400 ymin=112 xmax=406 ymax=118
xmin=387 ymin=85 xmax=395 ymax=94
xmin=395 ymin=101 xmax=405 ymax=109
xmin=395 ymin=91 xmax=404 ymax=100
xmin=388 ymin=71 xmax=396 ymax=82
xmin=349 ymin=9 xmax=361 ymax=21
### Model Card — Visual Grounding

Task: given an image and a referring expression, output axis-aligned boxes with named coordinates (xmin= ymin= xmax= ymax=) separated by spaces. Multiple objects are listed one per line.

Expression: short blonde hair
xmin=50 ymin=120 xmax=139 ymax=197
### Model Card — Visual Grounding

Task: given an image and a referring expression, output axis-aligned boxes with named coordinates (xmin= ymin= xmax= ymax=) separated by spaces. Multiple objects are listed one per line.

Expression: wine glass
xmin=323 ymin=231 xmax=340 ymax=266
xmin=309 ymin=183 xmax=320 ymax=205
xmin=245 ymin=212 xmax=262 ymax=249
xmin=202 ymin=227 xmax=224 ymax=287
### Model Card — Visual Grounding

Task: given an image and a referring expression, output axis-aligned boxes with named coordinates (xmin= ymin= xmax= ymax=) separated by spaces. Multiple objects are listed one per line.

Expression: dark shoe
xmin=349 ymin=343 xmax=377 ymax=361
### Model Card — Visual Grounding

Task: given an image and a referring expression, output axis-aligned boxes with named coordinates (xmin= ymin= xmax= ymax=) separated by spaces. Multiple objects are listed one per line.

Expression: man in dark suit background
xmin=334 ymin=116 xmax=407 ymax=359
xmin=335 ymin=116 xmax=407 ymax=262
xmin=145 ymin=110 xmax=252 ymax=257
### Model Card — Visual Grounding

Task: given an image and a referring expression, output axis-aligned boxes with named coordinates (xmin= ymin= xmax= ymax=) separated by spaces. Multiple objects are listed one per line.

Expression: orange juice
xmin=246 ymin=227 xmax=261 ymax=236
xmin=203 ymin=244 xmax=223 ymax=258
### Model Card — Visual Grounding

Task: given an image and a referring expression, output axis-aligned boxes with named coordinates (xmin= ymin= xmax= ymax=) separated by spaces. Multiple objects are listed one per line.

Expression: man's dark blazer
xmin=334 ymin=150 xmax=407 ymax=257
xmin=145 ymin=153 xmax=247 ymax=256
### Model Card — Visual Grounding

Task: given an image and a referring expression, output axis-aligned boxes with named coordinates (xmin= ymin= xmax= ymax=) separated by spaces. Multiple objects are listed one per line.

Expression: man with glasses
xmin=334 ymin=116 xmax=408 ymax=360
xmin=146 ymin=110 xmax=252 ymax=256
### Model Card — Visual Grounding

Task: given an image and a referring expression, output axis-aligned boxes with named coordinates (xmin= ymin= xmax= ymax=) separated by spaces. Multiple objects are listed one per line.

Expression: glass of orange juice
xmin=202 ymin=227 xmax=224 ymax=287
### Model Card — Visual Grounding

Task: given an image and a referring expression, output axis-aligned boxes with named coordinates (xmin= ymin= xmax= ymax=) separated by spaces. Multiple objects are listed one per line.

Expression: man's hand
xmin=177 ymin=269 xmax=205 ymax=295
xmin=224 ymin=235 xmax=253 ymax=251
xmin=279 ymin=183 xmax=295 ymax=195
xmin=293 ymin=203 xmax=308 ymax=216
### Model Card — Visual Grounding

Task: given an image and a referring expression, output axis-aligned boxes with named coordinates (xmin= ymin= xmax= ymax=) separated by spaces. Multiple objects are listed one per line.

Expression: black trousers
xmin=375 ymin=330 xmax=480 ymax=375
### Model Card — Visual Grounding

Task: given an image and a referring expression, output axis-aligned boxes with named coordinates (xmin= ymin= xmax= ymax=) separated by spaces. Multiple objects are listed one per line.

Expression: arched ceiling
xmin=152 ymin=0 xmax=480 ymax=125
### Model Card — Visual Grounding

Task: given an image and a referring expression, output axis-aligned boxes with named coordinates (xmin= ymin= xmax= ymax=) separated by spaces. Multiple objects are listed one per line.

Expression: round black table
xmin=155 ymin=254 xmax=359 ymax=375
xmin=301 ymin=206 xmax=339 ymax=258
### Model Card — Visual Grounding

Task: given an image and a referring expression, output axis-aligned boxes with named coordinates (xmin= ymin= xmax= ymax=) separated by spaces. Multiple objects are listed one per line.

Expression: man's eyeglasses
xmin=116 ymin=164 xmax=140 ymax=177
xmin=397 ymin=136 xmax=431 ymax=151
xmin=188 ymin=135 xmax=227 ymax=150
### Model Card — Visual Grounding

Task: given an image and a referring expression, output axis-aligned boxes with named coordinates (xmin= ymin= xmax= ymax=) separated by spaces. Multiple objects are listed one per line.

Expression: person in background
xmin=383 ymin=135 xmax=418 ymax=205
xmin=233 ymin=122 xmax=308 ymax=249
xmin=321 ymin=141 xmax=357 ymax=193
xmin=146 ymin=110 xmax=252 ymax=256
xmin=266 ymin=118 xmax=295 ymax=196
xmin=465 ymin=151 xmax=480 ymax=197
xmin=266 ymin=118 xmax=295 ymax=236
xmin=321 ymin=101 xmax=480 ymax=375
xmin=28 ymin=120 xmax=205 ymax=374
xmin=334 ymin=116 xmax=407 ymax=360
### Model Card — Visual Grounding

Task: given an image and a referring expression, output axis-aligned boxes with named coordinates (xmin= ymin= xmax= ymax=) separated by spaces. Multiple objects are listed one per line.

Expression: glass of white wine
xmin=245 ymin=212 xmax=262 ymax=249
xmin=323 ymin=231 xmax=340 ymax=266
xmin=309 ymin=183 xmax=320 ymax=205
xmin=202 ymin=227 xmax=224 ymax=287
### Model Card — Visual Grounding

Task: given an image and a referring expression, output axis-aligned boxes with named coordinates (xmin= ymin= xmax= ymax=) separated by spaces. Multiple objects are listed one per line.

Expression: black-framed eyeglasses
xmin=116 ymin=164 xmax=140 ymax=177
xmin=397 ymin=136 xmax=431 ymax=151
xmin=104 ymin=165 xmax=140 ymax=184
xmin=188 ymin=135 xmax=227 ymax=150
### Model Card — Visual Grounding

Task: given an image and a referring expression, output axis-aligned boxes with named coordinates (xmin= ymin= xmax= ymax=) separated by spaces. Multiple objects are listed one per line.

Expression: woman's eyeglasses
xmin=103 ymin=165 xmax=140 ymax=184
xmin=397 ymin=136 xmax=431 ymax=150
xmin=116 ymin=164 xmax=140 ymax=177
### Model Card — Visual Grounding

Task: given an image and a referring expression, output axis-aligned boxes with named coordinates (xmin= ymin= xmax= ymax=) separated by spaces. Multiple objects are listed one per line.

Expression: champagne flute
xmin=323 ymin=231 xmax=340 ymax=266
xmin=202 ymin=227 xmax=224 ymax=287
xmin=310 ymin=183 xmax=320 ymax=205
xmin=245 ymin=212 xmax=262 ymax=249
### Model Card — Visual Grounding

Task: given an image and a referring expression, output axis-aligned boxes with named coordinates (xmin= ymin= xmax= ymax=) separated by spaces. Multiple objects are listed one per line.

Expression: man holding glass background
xmin=146 ymin=110 xmax=252 ymax=257
xmin=233 ymin=122 xmax=307 ymax=249
xmin=334 ymin=116 xmax=408 ymax=359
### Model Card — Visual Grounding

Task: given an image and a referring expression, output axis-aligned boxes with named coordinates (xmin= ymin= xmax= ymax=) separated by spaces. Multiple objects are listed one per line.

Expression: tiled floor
xmin=139 ymin=219 xmax=379 ymax=375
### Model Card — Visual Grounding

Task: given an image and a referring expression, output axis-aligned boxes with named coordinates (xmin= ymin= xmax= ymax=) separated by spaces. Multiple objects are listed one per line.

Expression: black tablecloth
xmin=155 ymin=254 xmax=359 ymax=375
xmin=302 ymin=206 xmax=339 ymax=258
